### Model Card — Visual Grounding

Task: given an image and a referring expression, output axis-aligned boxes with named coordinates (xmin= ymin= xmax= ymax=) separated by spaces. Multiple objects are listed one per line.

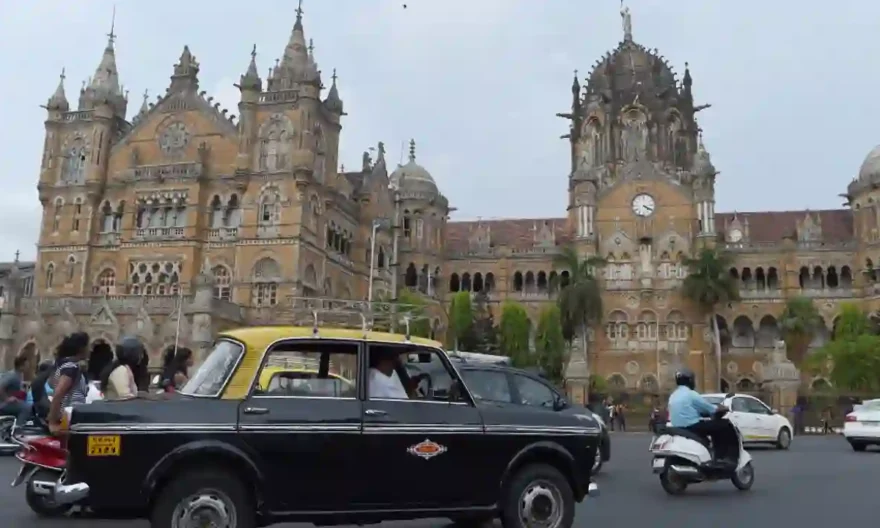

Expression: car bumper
xmin=30 ymin=474 xmax=89 ymax=505
xmin=843 ymin=423 xmax=880 ymax=439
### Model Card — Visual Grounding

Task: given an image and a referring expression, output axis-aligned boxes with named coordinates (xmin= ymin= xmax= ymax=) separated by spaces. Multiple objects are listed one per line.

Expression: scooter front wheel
xmin=731 ymin=461 xmax=754 ymax=491
xmin=659 ymin=468 xmax=687 ymax=495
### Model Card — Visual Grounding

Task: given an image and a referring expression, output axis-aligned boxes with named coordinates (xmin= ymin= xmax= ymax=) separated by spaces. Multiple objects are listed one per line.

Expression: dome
xmin=389 ymin=140 xmax=438 ymax=194
xmin=585 ymin=40 xmax=678 ymax=98
xmin=858 ymin=144 xmax=880 ymax=182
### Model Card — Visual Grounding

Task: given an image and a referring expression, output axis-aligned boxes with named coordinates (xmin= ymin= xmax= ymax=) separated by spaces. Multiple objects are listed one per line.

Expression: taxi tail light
xmin=845 ymin=414 xmax=858 ymax=422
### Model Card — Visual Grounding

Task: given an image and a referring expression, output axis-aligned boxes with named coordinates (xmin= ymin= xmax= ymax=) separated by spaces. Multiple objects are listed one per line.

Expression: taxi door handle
xmin=365 ymin=409 xmax=387 ymax=417
xmin=244 ymin=407 xmax=270 ymax=415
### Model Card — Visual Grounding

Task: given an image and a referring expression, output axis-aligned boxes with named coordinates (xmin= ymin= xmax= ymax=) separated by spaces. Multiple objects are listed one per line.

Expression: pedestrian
xmin=616 ymin=403 xmax=627 ymax=432
xmin=822 ymin=406 xmax=834 ymax=434
xmin=792 ymin=402 xmax=804 ymax=435
xmin=606 ymin=399 xmax=616 ymax=431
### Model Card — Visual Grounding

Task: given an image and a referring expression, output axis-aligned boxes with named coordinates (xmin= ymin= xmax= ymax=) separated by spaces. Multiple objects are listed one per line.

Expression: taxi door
xmin=360 ymin=343 xmax=486 ymax=509
xmin=729 ymin=396 xmax=760 ymax=440
xmin=237 ymin=339 xmax=363 ymax=512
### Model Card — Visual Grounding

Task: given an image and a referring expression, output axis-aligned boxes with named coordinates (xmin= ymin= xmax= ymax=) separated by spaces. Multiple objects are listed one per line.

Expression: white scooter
xmin=649 ymin=407 xmax=754 ymax=495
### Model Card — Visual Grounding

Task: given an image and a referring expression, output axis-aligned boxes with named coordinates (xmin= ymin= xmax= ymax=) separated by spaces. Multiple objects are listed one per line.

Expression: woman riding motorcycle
xmin=25 ymin=360 xmax=56 ymax=421
xmin=99 ymin=337 xmax=145 ymax=401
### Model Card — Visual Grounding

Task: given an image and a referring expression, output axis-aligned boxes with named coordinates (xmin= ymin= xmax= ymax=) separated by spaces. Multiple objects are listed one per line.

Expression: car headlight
xmin=575 ymin=413 xmax=604 ymax=429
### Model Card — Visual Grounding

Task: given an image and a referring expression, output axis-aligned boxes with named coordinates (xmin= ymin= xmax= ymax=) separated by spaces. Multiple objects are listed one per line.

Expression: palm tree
xmin=779 ymin=296 xmax=822 ymax=366
xmin=680 ymin=247 xmax=740 ymax=390
xmin=553 ymin=246 xmax=605 ymax=381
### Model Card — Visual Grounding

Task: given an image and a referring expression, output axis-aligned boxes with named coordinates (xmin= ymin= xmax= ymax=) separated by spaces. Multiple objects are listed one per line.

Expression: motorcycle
xmin=649 ymin=407 xmax=754 ymax=495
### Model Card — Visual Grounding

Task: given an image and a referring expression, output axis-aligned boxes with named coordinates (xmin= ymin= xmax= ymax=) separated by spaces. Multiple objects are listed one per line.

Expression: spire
xmin=270 ymin=0 xmax=320 ymax=90
xmin=323 ymin=68 xmax=344 ymax=114
xmin=683 ymin=61 xmax=692 ymax=90
xmin=139 ymin=89 xmax=149 ymax=114
xmin=46 ymin=68 xmax=69 ymax=111
xmin=78 ymin=8 xmax=126 ymax=115
xmin=239 ymin=44 xmax=262 ymax=92
xmin=408 ymin=139 xmax=416 ymax=163
xmin=167 ymin=45 xmax=200 ymax=94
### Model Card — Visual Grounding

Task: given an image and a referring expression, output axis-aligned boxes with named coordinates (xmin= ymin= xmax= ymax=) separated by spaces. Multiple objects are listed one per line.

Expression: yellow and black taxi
xmin=38 ymin=326 xmax=601 ymax=528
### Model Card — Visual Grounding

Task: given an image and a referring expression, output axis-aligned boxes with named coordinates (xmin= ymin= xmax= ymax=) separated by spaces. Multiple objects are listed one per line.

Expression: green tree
xmin=471 ymin=291 xmax=499 ymax=354
xmin=373 ymin=290 xmax=432 ymax=338
xmin=535 ymin=305 xmax=567 ymax=385
xmin=808 ymin=303 xmax=880 ymax=391
xmin=449 ymin=291 xmax=475 ymax=350
xmin=553 ymin=246 xmax=605 ymax=379
xmin=680 ymin=247 xmax=740 ymax=389
xmin=499 ymin=301 xmax=532 ymax=367
xmin=779 ymin=296 xmax=822 ymax=366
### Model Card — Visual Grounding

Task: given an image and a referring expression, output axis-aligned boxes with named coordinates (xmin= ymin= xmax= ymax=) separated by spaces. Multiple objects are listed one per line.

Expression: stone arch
xmin=45 ymin=262 xmax=56 ymax=289
xmin=460 ymin=272 xmax=472 ymax=292
xmin=251 ymin=256 xmax=281 ymax=307
xmin=639 ymin=373 xmax=659 ymax=393
xmin=256 ymin=113 xmax=293 ymax=172
xmin=731 ymin=315 xmax=754 ymax=348
xmin=607 ymin=373 xmax=627 ymax=390
xmin=809 ymin=315 xmax=830 ymax=349
xmin=449 ymin=273 xmax=460 ymax=292
xmin=735 ymin=376 xmax=757 ymax=391
xmin=302 ymin=264 xmax=318 ymax=292
xmin=404 ymin=263 xmax=418 ymax=288
xmin=756 ymin=315 xmax=780 ymax=348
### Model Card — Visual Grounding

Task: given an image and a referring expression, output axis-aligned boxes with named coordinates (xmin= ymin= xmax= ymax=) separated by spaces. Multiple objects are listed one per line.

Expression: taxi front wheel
xmin=150 ymin=468 xmax=256 ymax=528
xmin=500 ymin=463 xmax=575 ymax=528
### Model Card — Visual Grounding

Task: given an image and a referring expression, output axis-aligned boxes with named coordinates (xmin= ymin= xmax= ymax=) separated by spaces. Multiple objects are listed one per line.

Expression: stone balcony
xmin=208 ymin=227 xmax=239 ymax=241
xmin=134 ymin=226 xmax=186 ymax=241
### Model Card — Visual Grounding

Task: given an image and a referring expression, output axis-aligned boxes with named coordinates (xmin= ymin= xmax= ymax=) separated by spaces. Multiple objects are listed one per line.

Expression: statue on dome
xmin=620 ymin=2 xmax=633 ymax=41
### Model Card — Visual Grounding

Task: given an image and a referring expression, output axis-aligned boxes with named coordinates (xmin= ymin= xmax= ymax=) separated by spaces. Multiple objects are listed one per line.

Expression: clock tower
xmin=560 ymin=6 xmax=718 ymax=387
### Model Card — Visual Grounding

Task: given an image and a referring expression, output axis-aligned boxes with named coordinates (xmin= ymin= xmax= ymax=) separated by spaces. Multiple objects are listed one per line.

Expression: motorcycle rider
xmin=667 ymin=368 xmax=733 ymax=466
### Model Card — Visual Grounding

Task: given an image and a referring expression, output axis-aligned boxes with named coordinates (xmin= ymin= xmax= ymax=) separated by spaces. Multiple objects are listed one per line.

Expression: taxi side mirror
xmin=553 ymin=395 xmax=568 ymax=411
xmin=771 ymin=408 xmax=779 ymax=414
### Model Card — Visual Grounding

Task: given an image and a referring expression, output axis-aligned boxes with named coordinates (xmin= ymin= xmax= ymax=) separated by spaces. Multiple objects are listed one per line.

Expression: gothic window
xmin=101 ymin=201 xmax=114 ymax=232
xmin=637 ymin=310 xmax=658 ymax=341
xmin=416 ymin=218 xmax=424 ymax=240
xmin=45 ymin=263 xmax=55 ymax=289
xmin=93 ymin=268 xmax=116 ymax=295
xmin=175 ymin=202 xmax=187 ymax=228
xmin=149 ymin=205 xmax=163 ymax=228
xmin=308 ymin=195 xmax=320 ymax=232
xmin=605 ymin=310 xmax=629 ymax=340
xmin=403 ymin=210 xmax=412 ymax=238
xmin=73 ymin=198 xmax=83 ymax=232
xmin=127 ymin=261 xmax=181 ymax=296
xmin=210 ymin=195 xmax=224 ymax=228
xmin=252 ymin=257 xmax=281 ymax=307
xmin=212 ymin=265 xmax=232 ymax=301
xmin=377 ymin=246 xmax=386 ymax=268
xmin=257 ymin=115 xmax=292 ymax=172
xmin=225 ymin=195 xmax=241 ymax=228
xmin=51 ymin=198 xmax=63 ymax=233
xmin=259 ymin=189 xmax=281 ymax=227
xmin=61 ymin=140 xmax=87 ymax=184
xmin=65 ymin=255 xmax=76 ymax=283
xmin=114 ymin=201 xmax=124 ymax=232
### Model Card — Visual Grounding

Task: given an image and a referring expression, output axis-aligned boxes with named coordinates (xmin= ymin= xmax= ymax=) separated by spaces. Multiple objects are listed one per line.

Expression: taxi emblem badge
xmin=407 ymin=439 xmax=447 ymax=460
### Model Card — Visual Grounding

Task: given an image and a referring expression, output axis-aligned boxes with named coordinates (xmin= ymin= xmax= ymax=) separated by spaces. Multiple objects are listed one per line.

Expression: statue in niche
xmin=129 ymin=146 xmax=141 ymax=167
xmin=674 ymin=133 xmax=688 ymax=167
xmin=621 ymin=114 xmax=647 ymax=162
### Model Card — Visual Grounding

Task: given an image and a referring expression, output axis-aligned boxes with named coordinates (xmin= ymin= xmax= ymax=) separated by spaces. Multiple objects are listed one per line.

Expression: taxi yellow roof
xmin=219 ymin=326 xmax=443 ymax=353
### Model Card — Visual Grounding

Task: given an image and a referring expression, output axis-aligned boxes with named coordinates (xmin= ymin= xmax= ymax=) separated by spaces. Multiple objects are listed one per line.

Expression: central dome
xmin=389 ymin=140 xmax=438 ymax=195
xmin=585 ymin=40 xmax=679 ymax=100
xmin=858 ymin=144 xmax=880 ymax=182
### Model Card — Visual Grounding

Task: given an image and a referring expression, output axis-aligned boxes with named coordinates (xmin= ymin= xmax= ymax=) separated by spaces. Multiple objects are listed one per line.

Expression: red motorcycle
xmin=10 ymin=426 xmax=72 ymax=517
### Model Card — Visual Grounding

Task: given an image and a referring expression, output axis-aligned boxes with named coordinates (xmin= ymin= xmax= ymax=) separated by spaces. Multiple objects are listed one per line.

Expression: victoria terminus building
xmin=1 ymin=7 xmax=876 ymax=394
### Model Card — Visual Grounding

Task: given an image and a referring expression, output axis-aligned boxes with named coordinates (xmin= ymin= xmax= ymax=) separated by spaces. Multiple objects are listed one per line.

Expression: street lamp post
xmin=367 ymin=219 xmax=380 ymax=304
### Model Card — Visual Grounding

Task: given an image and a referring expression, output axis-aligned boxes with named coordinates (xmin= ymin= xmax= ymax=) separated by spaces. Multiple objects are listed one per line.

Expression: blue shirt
xmin=668 ymin=386 xmax=717 ymax=428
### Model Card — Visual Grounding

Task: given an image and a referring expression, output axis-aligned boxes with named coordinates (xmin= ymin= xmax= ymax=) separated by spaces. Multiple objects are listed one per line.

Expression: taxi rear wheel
xmin=151 ymin=468 xmax=255 ymax=528
xmin=500 ymin=463 xmax=575 ymax=528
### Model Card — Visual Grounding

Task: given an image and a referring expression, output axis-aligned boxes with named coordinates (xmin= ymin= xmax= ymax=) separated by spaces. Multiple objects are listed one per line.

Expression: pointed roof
xmin=78 ymin=20 xmax=127 ymax=116
xmin=323 ymin=69 xmax=343 ymax=113
xmin=167 ymin=45 xmax=200 ymax=94
xmin=268 ymin=0 xmax=321 ymax=91
xmin=239 ymin=44 xmax=262 ymax=92
xmin=46 ymin=68 xmax=69 ymax=111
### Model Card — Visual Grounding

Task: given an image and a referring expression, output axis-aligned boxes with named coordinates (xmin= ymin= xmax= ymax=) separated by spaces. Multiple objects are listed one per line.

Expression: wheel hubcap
xmin=781 ymin=431 xmax=790 ymax=447
xmin=737 ymin=464 xmax=753 ymax=484
xmin=519 ymin=481 xmax=563 ymax=528
xmin=592 ymin=448 xmax=602 ymax=471
xmin=172 ymin=490 xmax=236 ymax=528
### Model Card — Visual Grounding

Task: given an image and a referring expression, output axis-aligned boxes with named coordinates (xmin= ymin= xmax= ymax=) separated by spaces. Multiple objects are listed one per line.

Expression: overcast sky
xmin=1 ymin=0 xmax=878 ymax=262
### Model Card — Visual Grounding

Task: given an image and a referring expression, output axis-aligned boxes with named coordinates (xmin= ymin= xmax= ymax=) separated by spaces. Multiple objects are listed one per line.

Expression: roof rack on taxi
xmin=284 ymin=296 xmax=433 ymax=341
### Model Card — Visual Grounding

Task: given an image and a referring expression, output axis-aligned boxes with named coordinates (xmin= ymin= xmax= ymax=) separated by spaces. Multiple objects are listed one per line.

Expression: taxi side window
xmin=744 ymin=398 xmax=771 ymax=415
xmin=512 ymin=375 xmax=555 ymax=408
xmin=731 ymin=397 xmax=749 ymax=412
xmin=368 ymin=344 xmax=463 ymax=402
xmin=459 ymin=369 xmax=512 ymax=403
xmin=253 ymin=340 xmax=358 ymax=399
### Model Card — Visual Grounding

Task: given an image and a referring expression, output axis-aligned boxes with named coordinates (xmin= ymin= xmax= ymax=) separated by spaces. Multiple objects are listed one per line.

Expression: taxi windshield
xmin=179 ymin=339 xmax=245 ymax=397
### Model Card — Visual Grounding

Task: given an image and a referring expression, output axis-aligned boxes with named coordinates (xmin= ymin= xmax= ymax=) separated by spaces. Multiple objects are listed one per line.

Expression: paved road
xmin=0 ymin=433 xmax=875 ymax=527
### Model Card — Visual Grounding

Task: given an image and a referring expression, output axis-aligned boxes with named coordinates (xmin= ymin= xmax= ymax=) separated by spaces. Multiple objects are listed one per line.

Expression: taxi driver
xmin=368 ymin=348 xmax=426 ymax=400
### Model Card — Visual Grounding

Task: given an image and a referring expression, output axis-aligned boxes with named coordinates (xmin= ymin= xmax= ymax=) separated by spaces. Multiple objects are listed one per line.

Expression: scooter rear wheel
xmin=26 ymin=469 xmax=72 ymax=517
xmin=659 ymin=468 xmax=687 ymax=495
xmin=731 ymin=461 xmax=755 ymax=491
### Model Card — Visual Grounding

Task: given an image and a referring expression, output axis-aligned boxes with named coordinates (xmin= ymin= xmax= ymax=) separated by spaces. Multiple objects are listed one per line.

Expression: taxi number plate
xmin=652 ymin=458 xmax=665 ymax=469
xmin=87 ymin=435 xmax=120 ymax=457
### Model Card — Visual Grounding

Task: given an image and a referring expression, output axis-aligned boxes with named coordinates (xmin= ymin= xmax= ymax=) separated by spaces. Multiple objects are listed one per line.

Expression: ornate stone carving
xmin=158 ymin=121 xmax=191 ymax=158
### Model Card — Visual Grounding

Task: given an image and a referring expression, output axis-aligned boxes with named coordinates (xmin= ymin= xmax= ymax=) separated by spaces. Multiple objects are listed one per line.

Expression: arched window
xmin=66 ymin=255 xmax=76 ymax=283
xmin=93 ymin=268 xmax=116 ymax=295
xmin=51 ymin=198 xmax=63 ymax=233
xmin=73 ymin=198 xmax=83 ymax=231
xmin=252 ymin=257 xmax=280 ymax=307
xmin=225 ymin=195 xmax=241 ymax=228
xmin=259 ymin=189 xmax=281 ymax=227
xmin=101 ymin=201 xmax=114 ymax=232
xmin=257 ymin=114 xmax=292 ymax=172
xmin=61 ymin=140 xmax=87 ymax=184
xmin=210 ymin=195 xmax=224 ymax=228
xmin=212 ymin=265 xmax=232 ymax=301
xmin=45 ymin=263 xmax=55 ymax=289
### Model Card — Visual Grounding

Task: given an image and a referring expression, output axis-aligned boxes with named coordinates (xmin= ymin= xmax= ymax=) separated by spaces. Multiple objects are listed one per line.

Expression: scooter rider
xmin=667 ymin=368 xmax=733 ymax=466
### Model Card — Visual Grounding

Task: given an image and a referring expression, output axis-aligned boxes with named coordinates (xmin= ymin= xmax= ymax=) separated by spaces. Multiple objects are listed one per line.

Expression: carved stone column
xmin=187 ymin=264 xmax=215 ymax=363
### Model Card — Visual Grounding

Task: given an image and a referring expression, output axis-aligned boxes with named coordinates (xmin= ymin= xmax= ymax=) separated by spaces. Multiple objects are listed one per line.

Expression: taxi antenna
xmin=311 ymin=310 xmax=319 ymax=337
xmin=402 ymin=315 xmax=412 ymax=342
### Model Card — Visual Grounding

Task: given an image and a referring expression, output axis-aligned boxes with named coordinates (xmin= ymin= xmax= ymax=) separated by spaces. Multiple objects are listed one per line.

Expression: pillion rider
xmin=667 ymin=368 xmax=735 ymax=466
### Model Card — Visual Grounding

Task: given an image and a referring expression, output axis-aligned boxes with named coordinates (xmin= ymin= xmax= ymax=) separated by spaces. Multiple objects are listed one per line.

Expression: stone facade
xmin=3 ymin=8 xmax=876 ymax=389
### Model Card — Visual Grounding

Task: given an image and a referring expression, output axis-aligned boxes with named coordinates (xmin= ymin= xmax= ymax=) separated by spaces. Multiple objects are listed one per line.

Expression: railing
xmin=135 ymin=227 xmax=186 ymax=240
xmin=208 ymin=227 xmax=239 ymax=241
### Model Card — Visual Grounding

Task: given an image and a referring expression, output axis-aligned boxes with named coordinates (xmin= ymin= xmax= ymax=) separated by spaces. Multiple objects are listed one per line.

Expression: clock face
xmin=729 ymin=229 xmax=743 ymax=243
xmin=631 ymin=193 xmax=655 ymax=217
xmin=158 ymin=122 xmax=191 ymax=157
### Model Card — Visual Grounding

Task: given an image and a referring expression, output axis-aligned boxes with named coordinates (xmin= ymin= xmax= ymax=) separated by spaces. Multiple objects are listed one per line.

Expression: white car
xmin=701 ymin=393 xmax=792 ymax=449
xmin=843 ymin=399 xmax=880 ymax=451
xmin=661 ymin=393 xmax=792 ymax=449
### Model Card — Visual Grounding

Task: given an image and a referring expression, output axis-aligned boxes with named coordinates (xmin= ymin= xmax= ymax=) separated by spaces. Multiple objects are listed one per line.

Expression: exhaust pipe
xmin=669 ymin=465 xmax=701 ymax=477
xmin=587 ymin=482 xmax=600 ymax=497
xmin=30 ymin=480 xmax=56 ymax=496
xmin=30 ymin=480 xmax=90 ymax=505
